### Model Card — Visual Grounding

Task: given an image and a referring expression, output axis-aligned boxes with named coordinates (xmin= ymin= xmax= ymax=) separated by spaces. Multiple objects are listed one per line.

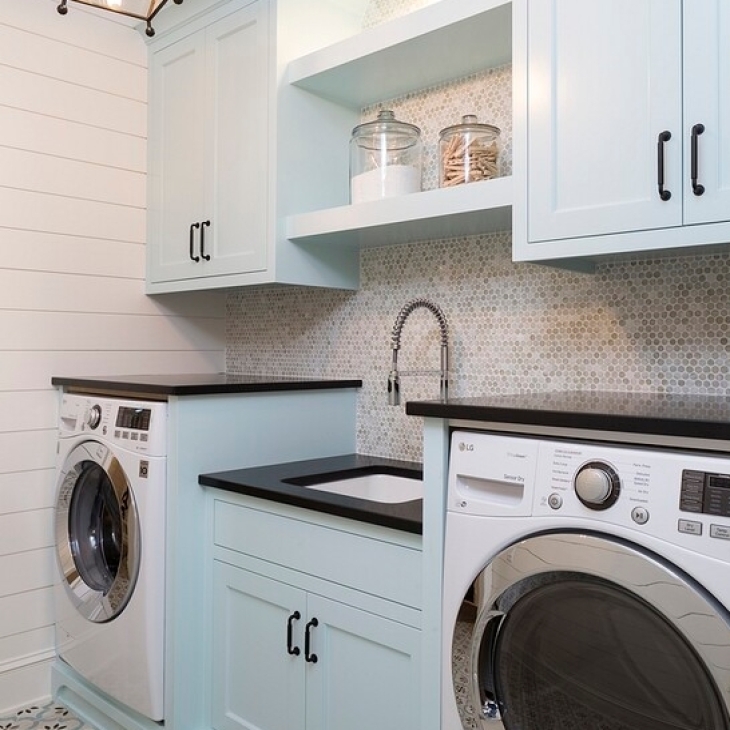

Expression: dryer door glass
xmin=461 ymin=533 xmax=730 ymax=730
xmin=55 ymin=441 xmax=140 ymax=623
xmin=69 ymin=461 xmax=123 ymax=593
xmin=483 ymin=576 xmax=728 ymax=729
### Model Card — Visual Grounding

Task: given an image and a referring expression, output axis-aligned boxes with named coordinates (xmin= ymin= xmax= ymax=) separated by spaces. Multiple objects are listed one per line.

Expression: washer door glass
xmin=56 ymin=441 xmax=140 ymax=623
xmin=459 ymin=533 xmax=730 ymax=730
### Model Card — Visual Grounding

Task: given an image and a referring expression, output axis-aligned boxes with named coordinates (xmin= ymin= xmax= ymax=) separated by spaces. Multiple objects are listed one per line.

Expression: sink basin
xmin=284 ymin=468 xmax=422 ymax=504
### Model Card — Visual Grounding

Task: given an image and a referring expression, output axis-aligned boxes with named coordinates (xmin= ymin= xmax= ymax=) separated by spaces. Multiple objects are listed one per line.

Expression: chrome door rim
xmin=55 ymin=440 xmax=140 ymax=622
xmin=466 ymin=530 xmax=730 ymax=728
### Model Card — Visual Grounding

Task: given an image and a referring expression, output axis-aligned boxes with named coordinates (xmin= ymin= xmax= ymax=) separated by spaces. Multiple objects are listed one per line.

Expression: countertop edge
xmin=199 ymin=454 xmax=423 ymax=535
xmin=405 ymin=400 xmax=730 ymax=441
xmin=51 ymin=376 xmax=363 ymax=397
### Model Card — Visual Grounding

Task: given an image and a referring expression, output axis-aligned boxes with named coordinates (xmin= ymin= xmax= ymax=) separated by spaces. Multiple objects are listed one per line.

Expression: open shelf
xmin=287 ymin=176 xmax=513 ymax=248
xmin=286 ymin=0 xmax=512 ymax=108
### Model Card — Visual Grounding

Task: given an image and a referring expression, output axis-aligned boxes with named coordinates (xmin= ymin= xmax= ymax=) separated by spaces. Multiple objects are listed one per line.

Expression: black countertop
xmin=199 ymin=454 xmax=423 ymax=534
xmin=406 ymin=391 xmax=730 ymax=442
xmin=51 ymin=373 xmax=362 ymax=397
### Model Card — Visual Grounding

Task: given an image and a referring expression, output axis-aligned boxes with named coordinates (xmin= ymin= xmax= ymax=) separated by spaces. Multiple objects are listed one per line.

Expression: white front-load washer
xmin=443 ymin=430 xmax=730 ymax=730
xmin=53 ymin=393 xmax=167 ymax=721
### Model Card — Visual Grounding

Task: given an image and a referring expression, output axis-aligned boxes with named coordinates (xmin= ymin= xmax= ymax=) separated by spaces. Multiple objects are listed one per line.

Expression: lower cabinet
xmin=209 ymin=497 xmax=423 ymax=730
xmin=211 ymin=562 xmax=422 ymax=730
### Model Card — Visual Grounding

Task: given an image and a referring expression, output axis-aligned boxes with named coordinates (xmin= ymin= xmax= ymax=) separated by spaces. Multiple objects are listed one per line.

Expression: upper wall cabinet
xmin=513 ymin=0 xmax=730 ymax=267
xmin=147 ymin=0 xmax=268 ymax=292
xmin=146 ymin=0 xmax=362 ymax=294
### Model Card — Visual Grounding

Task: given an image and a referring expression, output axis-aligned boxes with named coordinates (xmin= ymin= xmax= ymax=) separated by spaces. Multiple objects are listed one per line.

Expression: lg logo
xmin=458 ymin=442 xmax=475 ymax=452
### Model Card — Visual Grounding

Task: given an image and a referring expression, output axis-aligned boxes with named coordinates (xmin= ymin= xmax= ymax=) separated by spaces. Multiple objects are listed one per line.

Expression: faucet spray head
xmin=387 ymin=370 xmax=401 ymax=406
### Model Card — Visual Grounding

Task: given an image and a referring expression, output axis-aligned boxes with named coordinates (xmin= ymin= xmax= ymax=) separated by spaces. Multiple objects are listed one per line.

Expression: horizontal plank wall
xmin=0 ymin=0 xmax=225 ymax=713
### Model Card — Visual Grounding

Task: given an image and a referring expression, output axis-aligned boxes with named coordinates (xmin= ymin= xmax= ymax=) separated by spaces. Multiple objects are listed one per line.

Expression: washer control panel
xmin=58 ymin=394 xmax=167 ymax=457
xmin=448 ymin=431 xmax=730 ymax=562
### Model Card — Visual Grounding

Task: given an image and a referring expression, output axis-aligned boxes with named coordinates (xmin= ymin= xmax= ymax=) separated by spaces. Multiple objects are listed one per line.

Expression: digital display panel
xmin=116 ymin=407 xmax=151 ymax=431
xmin=708 ymin=474 xmax=730 ymax=490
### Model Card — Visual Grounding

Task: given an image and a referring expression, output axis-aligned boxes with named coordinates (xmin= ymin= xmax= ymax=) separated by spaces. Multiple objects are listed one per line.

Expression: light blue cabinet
xmin=212 ymin=563 xmax=305 ymax=730
xmin=147 ymin=0 xmax=269 ymax=291
xmin=210 ymin=497 xmax=422 ymax=730
xmin=513 ymin=0 xmax=730 ymax=266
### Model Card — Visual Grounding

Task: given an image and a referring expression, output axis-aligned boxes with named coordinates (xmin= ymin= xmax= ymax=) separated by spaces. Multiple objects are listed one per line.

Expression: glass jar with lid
xmin=439 ymin=114 xmax=500 ymax=187
xmin=350 ymin=110 xmax=423 ymax=204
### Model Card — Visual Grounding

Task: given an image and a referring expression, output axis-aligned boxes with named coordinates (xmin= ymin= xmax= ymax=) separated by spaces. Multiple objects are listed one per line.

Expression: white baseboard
xmin=0 ymin=658 xmax=53 ymax=717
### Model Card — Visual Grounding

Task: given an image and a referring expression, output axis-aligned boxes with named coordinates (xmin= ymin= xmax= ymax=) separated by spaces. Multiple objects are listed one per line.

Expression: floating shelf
xmin=287 ymin=176 xmax=513 ymax=248
xmin=286 ymin=0 xmax=512 ymax=108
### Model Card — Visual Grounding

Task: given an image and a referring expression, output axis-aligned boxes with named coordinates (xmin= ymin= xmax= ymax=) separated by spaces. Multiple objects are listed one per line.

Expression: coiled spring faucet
xmin=388 ymin=298 xmax=450 ymax=406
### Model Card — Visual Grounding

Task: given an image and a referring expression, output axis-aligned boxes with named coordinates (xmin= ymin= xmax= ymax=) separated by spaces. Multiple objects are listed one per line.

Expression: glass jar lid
xmin=351 ymin=110 xmax=422 ymax=151
xmin=439 ymin=114 xmax=500 ymax=139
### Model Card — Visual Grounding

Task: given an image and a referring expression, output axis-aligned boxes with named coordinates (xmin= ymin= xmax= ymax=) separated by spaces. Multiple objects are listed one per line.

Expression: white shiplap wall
xmin=0 ymin=0 xmax=225 ymax=711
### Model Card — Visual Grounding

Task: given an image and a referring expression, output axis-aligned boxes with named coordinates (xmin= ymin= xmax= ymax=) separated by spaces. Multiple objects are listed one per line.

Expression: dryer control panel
xmin=448 ymin=430 xmax=730 ymax=563
xmin=680 ymin=470 xmax=730 ymax=518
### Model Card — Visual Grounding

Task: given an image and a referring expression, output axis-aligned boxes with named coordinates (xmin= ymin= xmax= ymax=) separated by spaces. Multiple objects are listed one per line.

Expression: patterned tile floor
xmin=0 ymin=702 xmax=95 ymax=730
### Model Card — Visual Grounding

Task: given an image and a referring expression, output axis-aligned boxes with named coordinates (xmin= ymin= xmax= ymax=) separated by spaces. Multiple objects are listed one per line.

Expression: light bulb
xmin=106 ymin=0 xmax=122 ymax=7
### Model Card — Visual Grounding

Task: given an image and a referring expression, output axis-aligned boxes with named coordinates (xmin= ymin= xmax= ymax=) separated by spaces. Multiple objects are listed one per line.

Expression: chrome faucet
xmin=387 ymin=298 xmax=450 ymax=406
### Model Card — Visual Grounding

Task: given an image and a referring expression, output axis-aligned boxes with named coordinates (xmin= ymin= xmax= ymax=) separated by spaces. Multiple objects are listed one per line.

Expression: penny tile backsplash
xmin=227 ymin=235 xmax=730 ymax=462
xmin=226 ymin=1 xmax=730 ymax=463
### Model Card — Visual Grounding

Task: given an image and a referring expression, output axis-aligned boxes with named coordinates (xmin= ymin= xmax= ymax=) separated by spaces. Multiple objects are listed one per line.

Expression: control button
xmin=122 ymin=431 xmax=129 ymax=439
xmin=574 ymin=462 xmax=621 ymax=510
xmin=131 ymin=433 xmax=139 ymax=441
xmin=547 ymin=493 xmax=563 ymax=510
xmin=678 ymin=519 xmax=702 ymax=536
xmin=631 ymin=506 xmax=650 ymax=525
xmin=86 ymin=404 xmax=102 ymax=430
xmin=140 ymin=434 xmax=148 ymax=442
xmin=709 ymin=524 xmax=730 ymax=540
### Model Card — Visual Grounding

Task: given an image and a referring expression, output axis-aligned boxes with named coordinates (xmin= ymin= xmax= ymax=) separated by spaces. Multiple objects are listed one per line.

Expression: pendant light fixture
xmin=57 ymin=0 xmax=183 ymax=37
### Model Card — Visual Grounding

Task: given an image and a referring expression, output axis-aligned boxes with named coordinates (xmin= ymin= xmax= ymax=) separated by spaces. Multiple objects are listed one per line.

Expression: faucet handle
xmin=387 ymin=371 xmax=401 ymax=406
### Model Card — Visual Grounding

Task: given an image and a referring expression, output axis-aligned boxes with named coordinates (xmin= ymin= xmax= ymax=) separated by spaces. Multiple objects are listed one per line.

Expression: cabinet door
xmin=212 ymin=562 xmax=306 ymax=730
xmin=305 ymin=594 xmax=422 ymax=730
xmin=527 ymin=0 xmax=682 ymax=244
xmin=201 ymin=1 xmax=268 ymax=277
xmin=148 ymin=29 xmax=207 ymax=284
xmin=683 ymin=0 xmax=730 ymax=225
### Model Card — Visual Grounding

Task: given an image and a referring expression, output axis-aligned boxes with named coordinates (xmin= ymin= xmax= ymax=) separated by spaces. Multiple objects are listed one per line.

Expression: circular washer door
xmin=55 ymin=440 xmax=140 ymax=623
xmin=457 ymin=531 xmax=730 ymax=730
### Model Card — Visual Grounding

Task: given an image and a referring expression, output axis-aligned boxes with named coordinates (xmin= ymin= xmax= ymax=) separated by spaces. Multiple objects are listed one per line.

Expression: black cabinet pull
xmin=286 ymin=611 xmax=301 ymax=656
xmin=691 ymin=123 xmax=706 ymax=196
xmin=200 ymin=220 xmax=211 ymax=261
xmin=189 ymin=222 xmax=200 ymax=262
xmin=657 ymin=130 xmax=672 ymax=201
xmin=304 ymin=617 xmax=318 ymax=663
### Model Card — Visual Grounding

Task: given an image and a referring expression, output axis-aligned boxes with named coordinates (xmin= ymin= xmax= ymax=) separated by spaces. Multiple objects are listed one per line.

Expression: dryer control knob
xmin=574 ymin=462 xmax=620 ymax=510
xmin=86 ymin=404 xmax=102 ymax=430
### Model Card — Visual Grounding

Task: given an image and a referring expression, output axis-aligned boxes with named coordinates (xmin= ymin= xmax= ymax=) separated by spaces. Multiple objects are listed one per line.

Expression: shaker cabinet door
xmin=211 ymin=561 xmax=306 ymax=730
xmin=201 ymin=2 xmax=269 ymax=278
xmin=683 ymin=0 xmax=730 ymax=226
xmin=527 ymin=0 xmax=683 ymax=243
xmin=147 ymin=30 xmax=208 ymax=284
xmin=305 ymin=594 xmax=422 ymax=730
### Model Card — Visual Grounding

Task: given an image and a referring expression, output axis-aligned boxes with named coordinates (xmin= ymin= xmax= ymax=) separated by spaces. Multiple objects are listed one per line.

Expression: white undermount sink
xmin=284 ymin=469 xmax=423 ymax=504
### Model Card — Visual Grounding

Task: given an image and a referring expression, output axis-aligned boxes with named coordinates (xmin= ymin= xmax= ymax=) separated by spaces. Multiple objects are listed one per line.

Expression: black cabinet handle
xmin=304 ymin=617 xmax=318 ymax=663
xmin=286 ymin=611 xmax=301 ymax=656
xmin=200 ymin=220 xmax=211 ymax=261
xmin=189 ymin=222 xmax=200 ymax=262
xmin=691 ymin=123 xmax=706 ymax=196
xmin=657 ymin=130 xmax=672 ymax=201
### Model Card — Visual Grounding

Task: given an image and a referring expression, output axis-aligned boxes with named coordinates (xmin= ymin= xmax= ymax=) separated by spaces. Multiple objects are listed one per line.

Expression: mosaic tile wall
xmin=226 ymin=2 xmax=730 ymax=463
